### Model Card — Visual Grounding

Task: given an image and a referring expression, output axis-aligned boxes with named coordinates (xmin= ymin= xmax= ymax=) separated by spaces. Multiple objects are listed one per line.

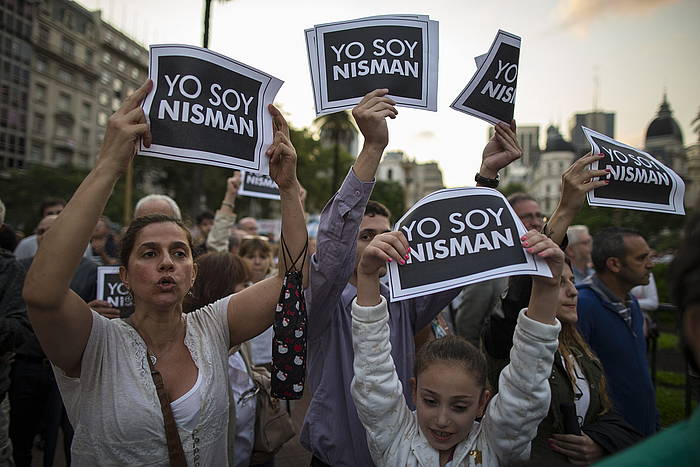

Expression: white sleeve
xmin=350 ymin=296 xmax=415 ymax=461
xmin=483 ymin=309 xmax=561 ymax=465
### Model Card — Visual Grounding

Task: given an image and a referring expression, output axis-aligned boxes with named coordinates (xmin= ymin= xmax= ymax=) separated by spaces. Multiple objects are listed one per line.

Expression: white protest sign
xmin=582 ymin=127 xmax=685 ymax=215
xmin=139 ymin=44 xmax=283 ymax=174
xmin=96 ymin=266 xmax=134 ymax=316
xmin=306 ymin=15 xmax=439 ymax=115
xmin=239 ymin=170 xmax=281 ymax=200
xmin=451 ymin=30 xmax=521 ymax=125
xmin=387 ymin=187 xmax=551 ymax=302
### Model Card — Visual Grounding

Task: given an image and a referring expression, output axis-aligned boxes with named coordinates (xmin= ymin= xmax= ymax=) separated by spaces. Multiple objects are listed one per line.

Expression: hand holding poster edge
xmin=581 ymin=126 xmax=686 ymax=215
xmin=138 ymin=44 xmax=283 ymax=174
xmin=306 ymin=15 xmax=439 ymax=116
xmin=386 ymin=187 xmax=551 ymax=302
xmin=239 ymin=170 xmax=281 ymax=200
xmin=450 ymin=30 xmax=521 ymax=126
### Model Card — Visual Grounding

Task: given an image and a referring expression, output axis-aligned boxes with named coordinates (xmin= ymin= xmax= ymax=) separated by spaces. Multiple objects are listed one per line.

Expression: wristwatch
xmin=474 ymin=172 xmax=499 ymax=188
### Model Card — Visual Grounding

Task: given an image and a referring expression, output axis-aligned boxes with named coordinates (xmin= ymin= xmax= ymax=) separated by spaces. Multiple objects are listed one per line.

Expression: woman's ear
xmin=477 ymin=388 xmax=492 ymax=418
xmin=119 ymin=265 xmax=128 ymax=289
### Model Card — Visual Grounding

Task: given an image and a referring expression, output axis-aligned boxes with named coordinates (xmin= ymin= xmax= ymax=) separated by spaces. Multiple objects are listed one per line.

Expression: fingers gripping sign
xmin=520 ymin=230 xmax=564 ymax=279
xmin=352 ymin=89 xmax=398 ymax=149
xmin=559 ymin=152 xmax=610 ymax=213
xmin=359 ymin=231 xmax=410 ymax=277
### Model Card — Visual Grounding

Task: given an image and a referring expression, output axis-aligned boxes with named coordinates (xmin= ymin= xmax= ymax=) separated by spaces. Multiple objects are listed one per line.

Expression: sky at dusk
xmin=82 ymin=0 xmax=700 ymax=187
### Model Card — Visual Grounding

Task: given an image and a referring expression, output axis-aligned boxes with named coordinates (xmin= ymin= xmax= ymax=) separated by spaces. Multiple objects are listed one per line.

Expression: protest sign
xmin=239 ymin=170 xmax=281 ymax=200
xmin=582 ymin=127 xmax=685 ymax=215
xmin=306 ymin=15 xmax=439 ymax=115
xmin=96 ymin=266 xmax=134 ymax=317
xmin=451 ymin=30 xmax=521 ymax=125
xmin=139 ymin=44 xmax=283 ymax=173
xmin=387 ymin=187 xmax=551 ymax=302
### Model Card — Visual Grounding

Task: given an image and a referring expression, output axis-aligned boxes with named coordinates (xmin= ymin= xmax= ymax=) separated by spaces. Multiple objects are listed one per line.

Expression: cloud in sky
xmin=557 ymin=0 xmax=679 ymax=32
xmin=414 ymin=130 xmax=436 ymax=140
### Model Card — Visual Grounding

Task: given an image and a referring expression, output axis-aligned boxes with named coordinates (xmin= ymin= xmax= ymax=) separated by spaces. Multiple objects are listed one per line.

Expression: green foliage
xmin=652 ymin=263 xmax=672 ymax=304
xmin=658 ymin=332 xmax=680 ymax=351
xmin=499 ymin=183 xmax=526 ymax=198
xmin=656 ymin=385 xmax=690 ymax=427
xmin=656 ymin=370 xmax=685 ymax=387
xmin=371 ymin=180 xmax=405 ymax=224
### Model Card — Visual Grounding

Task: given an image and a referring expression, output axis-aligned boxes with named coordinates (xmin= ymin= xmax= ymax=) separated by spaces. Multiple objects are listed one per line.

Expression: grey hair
xmin=0 ymin=198 xmax=5 ymax=225
xmin=567 ymin=225 xmax=590 ymax=245
xmin=134 ymin=194 xmax=181 ymax=220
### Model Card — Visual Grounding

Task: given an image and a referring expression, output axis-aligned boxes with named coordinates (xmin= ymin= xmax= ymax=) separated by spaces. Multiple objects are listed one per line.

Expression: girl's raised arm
xmin=23 ymin=80 xmax=153 ymax=376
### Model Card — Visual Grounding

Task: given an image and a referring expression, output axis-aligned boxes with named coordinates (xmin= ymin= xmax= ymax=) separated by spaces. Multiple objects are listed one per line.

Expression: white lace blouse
xmin=53 ymin=296 xmax=235 ymax=467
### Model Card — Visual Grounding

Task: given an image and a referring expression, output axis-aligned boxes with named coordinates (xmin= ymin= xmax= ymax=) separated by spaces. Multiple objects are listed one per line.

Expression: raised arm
xmin=351 ymin=231 xmax=413 ymax=459
xmin=206 ymin=171 xmax=240 ymax=252
xmin=485 ymin=232 xmax=564 ymax=464
xmin=307 ymin=89 xmax=397 ymax=339
xmin=227 ymin=105 xmax=307 ymax=346
xmin=545 ymin=153 xmax=608 ymax=245
xmin=22 ymin=80 xmax=153 ymax=375
xmin=477 ymin=120 xmax=523 ymax=185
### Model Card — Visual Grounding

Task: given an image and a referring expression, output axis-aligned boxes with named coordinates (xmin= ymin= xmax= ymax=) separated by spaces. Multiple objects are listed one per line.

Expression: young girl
xmin=350 ymin=229 xmax=564 ymax=466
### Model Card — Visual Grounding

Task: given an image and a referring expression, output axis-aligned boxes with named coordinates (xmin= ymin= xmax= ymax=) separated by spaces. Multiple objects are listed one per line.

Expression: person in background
xmin=133 ymin=194 xmax=181 ymax=220
xmin=192 ymin=211 xmax=214 ymax=249
xmin=485 ymin=259 xmax=642 ymax=466
xmin=238 ymin=217 xmax=260 ymax=236
xmin=0 ymin=198 xmax=31 ymax=467
xmin=13 ymin=198 xmax=65 ymax=261
xmin=88 ymin=216 xmax=119 ymax=266
xmin=576 ymin=227 xmax=658 ymax=437
xmin=594 ymin=213 xmax=700 ymax=466
xmin=566 ymin=225 xmax=594 ymax=284
xmin=207 ymin=172 xmax=242 ymax=253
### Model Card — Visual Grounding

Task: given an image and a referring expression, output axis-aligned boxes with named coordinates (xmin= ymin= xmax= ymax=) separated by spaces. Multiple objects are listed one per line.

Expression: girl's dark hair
xmin=415 ymin=335 xmax=487 ymax=389
xmin=184 ymin=251 xmax=251 ymax=313
xmin=120 ymin=214 xmax=193 ymax=267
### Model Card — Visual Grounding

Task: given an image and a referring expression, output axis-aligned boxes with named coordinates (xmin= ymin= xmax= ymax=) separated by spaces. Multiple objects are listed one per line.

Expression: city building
xmin=530 ymin=125 xmax=575 ymax=214
xmin=0 ymin=0 xmax=34 ymax=169
xmin=377 ymin=150 xmax=445 ymax=207
xmin=14 ymin=0 xmax=148 ymax=170
xmin=644 ymin=93 xmax=687 ymax=179
xmin=570 ymin=110 xmax=615 ymax=157
xmin=684 ymin=109 xmax=700 ymax=206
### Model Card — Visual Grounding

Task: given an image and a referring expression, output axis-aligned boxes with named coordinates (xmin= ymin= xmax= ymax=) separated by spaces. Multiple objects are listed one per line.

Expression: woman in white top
xmin=22 ymin=80 xmax=308 ymax=466
xmin=350 ymin=229 xmax=564 ymax=467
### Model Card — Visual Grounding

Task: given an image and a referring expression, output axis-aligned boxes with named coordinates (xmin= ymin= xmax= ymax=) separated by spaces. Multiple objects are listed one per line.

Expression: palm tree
xmin=693 ymin=107 xmax=700 ymax=143
xmin=314 ymin=111 xmax=357 ymax=196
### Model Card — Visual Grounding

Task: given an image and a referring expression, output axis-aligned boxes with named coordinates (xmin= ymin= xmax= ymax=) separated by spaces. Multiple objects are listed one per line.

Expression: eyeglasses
xmin=518 ymin=213 xmax=547 ymax=222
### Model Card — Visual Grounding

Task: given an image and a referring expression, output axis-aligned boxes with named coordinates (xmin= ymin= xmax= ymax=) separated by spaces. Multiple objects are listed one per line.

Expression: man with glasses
xmin=566 ymin=225 xmax=595 ymax=283
xmin=13 ymin=198 xmax=66 ymax=260
xmin=576 ymin=227 xmax=659 ymax=437
xmin=508 ymin=193 xmax=545 ymax=232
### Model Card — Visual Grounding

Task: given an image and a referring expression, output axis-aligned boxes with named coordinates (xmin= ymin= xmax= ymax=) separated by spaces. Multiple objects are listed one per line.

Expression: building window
xmin=113 ymin=79 xmax=123 ymax=93
xmin=102 ymin=52 xmax=111 ymax=64
xmin=98 ymin=91 xmax=109 ymax=106
xmin=131 ymin=68 xmax=139 ymax=80
xmin=85 ymin=49 xmax=93 ymax=65
xmin=39 ymin=25 xmax=50 ymax=43
xmin=117 ymin=60 xmax=126 ymax=72
xmin=58 ymin=92 xmax=71 ymax=112
xmin=35 ymin=56 xmax=48 ymax=73
xmin=81 ymin=102 xmax=91 ymax=121
xmin=105 ymin=31 xmax=113 ymax=43
xmin=98 ymin=111 xmax=108 ymax=127
xmin=111 ymin=97 xmax=120 ymax=112
xmin=34 ymin=83 xmax=46 ymax=102
xmin=57 ymin=68 xmax=73 ymax=84
xmin=61 ymin=37 xmax=75 ymax=56
xmin=33 ymin=113 xmax=45 ymax=133
xmin=30 ymin=143 xmax=44 ymax=162
xmin=55 ymin=121 xmax=70 ymax=138
xmin=81 ymin=127 xmax=90 ymax=145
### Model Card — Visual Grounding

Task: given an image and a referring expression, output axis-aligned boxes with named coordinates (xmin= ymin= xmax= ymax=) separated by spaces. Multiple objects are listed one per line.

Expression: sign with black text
xmin=451 ymin=30 xmax=521 ymax=125
xmin=388 ymin=188 xmax=551 ymax=302
xmin=306 ymin=15 xmax=439 ymax=115
xmin=139 ymin=44 xmax=283 ymax=173
xmin=239 ymin=170 xmax=281 ymax=200
xmin=96 ymin=266 xmax=134 ymax=317
xmin=582 ymin=127 xmax=685 ymax=215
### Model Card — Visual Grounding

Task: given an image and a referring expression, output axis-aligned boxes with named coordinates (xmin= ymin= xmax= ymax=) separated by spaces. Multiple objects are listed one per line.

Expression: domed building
xmin=531 ymin=125 xmax=576 ymax=214
xmin=645 ymin=93 xmax=687 ymax=177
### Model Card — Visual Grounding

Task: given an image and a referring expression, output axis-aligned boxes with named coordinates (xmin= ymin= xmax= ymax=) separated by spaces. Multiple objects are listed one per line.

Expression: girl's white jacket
xmin=350 ymin=296 xmax=561 ymax=467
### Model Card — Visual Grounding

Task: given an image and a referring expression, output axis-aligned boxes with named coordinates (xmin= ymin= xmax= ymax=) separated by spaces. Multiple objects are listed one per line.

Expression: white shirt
xmin=171 ymin=370 xmax=203 ymax=432
xmin=53 ymin=296 xmax=235 ymax=466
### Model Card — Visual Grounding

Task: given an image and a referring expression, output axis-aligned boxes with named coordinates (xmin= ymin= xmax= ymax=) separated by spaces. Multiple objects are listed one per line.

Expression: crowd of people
xmin=0 ymin=80 xmax=698 ymax=467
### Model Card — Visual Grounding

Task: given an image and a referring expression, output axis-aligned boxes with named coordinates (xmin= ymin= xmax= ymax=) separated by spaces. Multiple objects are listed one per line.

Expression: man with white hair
xmin=566 ymin=224 xmax=594 ymax=283
xmin=133 ymin=194 xmax=181 ymax=219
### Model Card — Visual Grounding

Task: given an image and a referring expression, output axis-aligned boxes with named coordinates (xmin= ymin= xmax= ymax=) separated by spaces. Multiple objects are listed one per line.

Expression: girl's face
xmin=411 ymin=362 xmax=490 ymax=455
xmin=242 ymin=249 xmax=271 ymax=283
xmin=557 ymin=264 xmax=579 ymax=324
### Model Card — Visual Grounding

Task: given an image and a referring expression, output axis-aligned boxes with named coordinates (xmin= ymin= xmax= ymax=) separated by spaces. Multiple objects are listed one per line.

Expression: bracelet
xmin=221 ymin=201 xmax=235 ymax=210
xmin=474 ymin=172 xmax=499 ymax=188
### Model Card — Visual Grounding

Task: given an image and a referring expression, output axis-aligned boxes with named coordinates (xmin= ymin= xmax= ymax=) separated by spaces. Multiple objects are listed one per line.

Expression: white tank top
xmin=170 ymin=371 xmax=203 ymax=431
